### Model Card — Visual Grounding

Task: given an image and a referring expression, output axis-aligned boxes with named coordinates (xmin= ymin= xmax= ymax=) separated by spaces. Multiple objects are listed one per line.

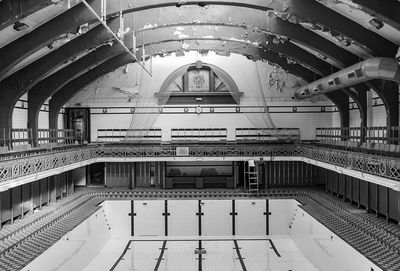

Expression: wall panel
xmin=1 ymin=190 xmax=11 ymax=223
xmin=22 ymin=183 xmax=30 ymax=215
xmin=11 ymin=186 xmax=22 ymax=218
xmin=378 ymin=186 xmax=387 ymax=216
xmin=388 ymin=190 xmax=399 ymax=221
xmin=40 ymin=178 xmax=49 ymax=206
xmin=369 ymin=183 xmax=378 ymax=213
xmin=32 ymin=181 xmax=40 ymax=209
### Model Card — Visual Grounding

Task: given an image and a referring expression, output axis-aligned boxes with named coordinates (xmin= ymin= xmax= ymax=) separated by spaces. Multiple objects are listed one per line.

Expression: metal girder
xmin=0 ymin=1 xmax=98 ymax=79
xmin=49 ymin=53 xmax=134 ymax=130
xmin=28 ymin=44 xmax=126 ymax=144
xmin=352 ymin=0 xmax=400 ymax=30
xmin=326 ymin=92 xmax=350 ymax=135
xmin=127 ymin=8 xmax=358 ymax=67
xmin=281 ymin=0 xmax=398 ymax=56
xmin=0 ymin=2 xmax=358 ymax=80
xmin=0 ymin=18 xmax=120 ymax=130
xmin=368 ymin=80 xmax=399 ymax=128
xmin=134 ymin=24 xmax=333 ymax=75
xmin=0 ymin=0 xmax=53 ymax=31
xmin=346 ymin=84 xmax=368 ymax=142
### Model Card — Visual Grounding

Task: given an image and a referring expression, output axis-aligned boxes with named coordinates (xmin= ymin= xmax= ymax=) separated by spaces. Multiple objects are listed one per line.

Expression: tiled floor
xmin=86 ymin=238 xmax=322 ymax=271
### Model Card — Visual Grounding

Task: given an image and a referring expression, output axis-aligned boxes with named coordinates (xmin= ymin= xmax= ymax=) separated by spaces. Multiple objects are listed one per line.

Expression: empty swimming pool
xmin=22 ymin=199 xmax=382 ymax=271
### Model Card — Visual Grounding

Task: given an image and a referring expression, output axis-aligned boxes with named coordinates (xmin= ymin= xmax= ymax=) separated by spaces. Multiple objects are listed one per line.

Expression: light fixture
xmin=369 ymin=18 xmax=384 ymax=29
xmin=13 ymin=21 xmax=29 ymax=31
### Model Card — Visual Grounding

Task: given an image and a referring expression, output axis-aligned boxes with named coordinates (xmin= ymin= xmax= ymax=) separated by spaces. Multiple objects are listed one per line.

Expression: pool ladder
xmin=246 ymin=161 xmax=259 ymax=196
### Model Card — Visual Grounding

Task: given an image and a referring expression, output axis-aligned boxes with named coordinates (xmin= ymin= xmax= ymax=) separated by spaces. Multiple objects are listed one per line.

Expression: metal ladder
xmin=246 ymin=161 xmax=259 ymax=196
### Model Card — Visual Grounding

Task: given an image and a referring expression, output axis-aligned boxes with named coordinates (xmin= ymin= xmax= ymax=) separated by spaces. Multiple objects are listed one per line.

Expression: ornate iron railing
xmin=0 ymin=144 xmax=399 ymax=184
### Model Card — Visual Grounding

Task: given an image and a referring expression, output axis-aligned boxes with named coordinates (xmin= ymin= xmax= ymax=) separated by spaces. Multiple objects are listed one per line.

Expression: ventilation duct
xmin=294 ymin=57 xmax=400 ymax=100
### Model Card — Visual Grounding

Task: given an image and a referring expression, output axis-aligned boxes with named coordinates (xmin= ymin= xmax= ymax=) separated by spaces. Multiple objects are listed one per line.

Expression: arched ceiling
xmin=0 ymin=0 xmax=399 ymax=129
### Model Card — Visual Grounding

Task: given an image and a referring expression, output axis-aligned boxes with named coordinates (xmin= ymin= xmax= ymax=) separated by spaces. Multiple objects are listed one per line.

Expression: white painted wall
xmin=38 ymin=111 xmax=49 ymax=129
xmin=58 ymin=113 xmax=65 ymax=129
xmin=102 ymin=200 xmax=131 ymax=237
xmin=235 ymin=199 xmax=266 ymax=236
xmin=12 ymin=108 xmax=28 ymax=129
xmin=269 ymin=199 xmax=298 ymax=235
xmin=372 ymin=105 xmax=387 ymax=127
xmin=202 ymin=200 xmax=232 ymax=236
xmin=349 ymin=108 xmax=361 ymax=127
xmin=168 ymin=200 xmax=198 ymax=236
xmin=134 ymin=200 xmax=164 ymax=236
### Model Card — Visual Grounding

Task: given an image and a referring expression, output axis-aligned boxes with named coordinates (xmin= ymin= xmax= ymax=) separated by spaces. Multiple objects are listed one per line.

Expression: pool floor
xmin=21 ymin=199 xmax=383 ymax=271
xmin=83 ymin=236 xmax=345 ymax=271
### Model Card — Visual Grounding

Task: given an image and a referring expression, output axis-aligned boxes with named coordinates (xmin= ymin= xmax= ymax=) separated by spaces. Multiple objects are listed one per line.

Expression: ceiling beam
xmin=282 ymin=0 xmax=398 ymax=56
xmin=49 ymin=53 xmax=134 ymax=130
xmin=0 ymin=2 xmax=358 ymax=79
xmin=0 ymin=18 xmax=119 ymax=129
xmin=28 ymin=43 xmax=125 ymax=140
xmin=352 ymin=0 xmax=400 ymax=30
xmin=0 ymin=1 xmax=97 ymax=79
xmin=0 ymin=0 xmax=54 ymax=31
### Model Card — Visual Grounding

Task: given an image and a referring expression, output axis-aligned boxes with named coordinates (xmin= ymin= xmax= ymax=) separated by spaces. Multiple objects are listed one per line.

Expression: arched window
xmin=156 ymin=61 xmax=242 ymax=105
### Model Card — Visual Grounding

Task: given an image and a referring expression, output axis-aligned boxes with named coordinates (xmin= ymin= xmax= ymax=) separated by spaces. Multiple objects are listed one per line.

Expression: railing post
xmin=341 ymin=126 xmax=349 ymax=141
xmin=8 ymin=128 xmax=12 ymax=150
xmin=389 ymin=126 xmax=399 ymax=145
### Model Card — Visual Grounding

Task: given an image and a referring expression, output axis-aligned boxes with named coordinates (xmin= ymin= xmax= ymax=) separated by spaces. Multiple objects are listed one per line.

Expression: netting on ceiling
xmin=222 ymin=58 xmax=296 ymax=141
xmin=124 ymin=63 xmax=189 ymax=142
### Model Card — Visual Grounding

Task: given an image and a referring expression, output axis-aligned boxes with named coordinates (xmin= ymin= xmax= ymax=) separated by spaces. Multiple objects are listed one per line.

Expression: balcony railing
xmin=0 ymin=143 xmax=399 ymax=185
xmin=0 ymin=128 xmax=75 ymax=152
xmin=316 ymin=126 xmax=400 ymax=144
xmin=97 ymin=129 xmax=162 ymax=143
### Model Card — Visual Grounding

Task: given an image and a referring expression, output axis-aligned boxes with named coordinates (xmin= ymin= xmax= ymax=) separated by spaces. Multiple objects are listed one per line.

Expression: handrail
xmin=316 ymin=126 xmax=400 ymax=144
xmin=0 ymin=143 xmax=399 ymax=185
xmin=0 ymin=128 xmax=75 ymax=152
